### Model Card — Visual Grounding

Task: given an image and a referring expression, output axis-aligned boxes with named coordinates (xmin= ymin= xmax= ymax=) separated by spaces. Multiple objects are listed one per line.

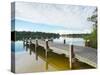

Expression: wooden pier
xmin=24 ymin=39 xmax=97 ymax=68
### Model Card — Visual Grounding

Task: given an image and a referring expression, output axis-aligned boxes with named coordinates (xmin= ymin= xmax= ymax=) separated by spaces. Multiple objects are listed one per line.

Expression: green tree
xmin=85 ymin=8 xmax=97 ymax=49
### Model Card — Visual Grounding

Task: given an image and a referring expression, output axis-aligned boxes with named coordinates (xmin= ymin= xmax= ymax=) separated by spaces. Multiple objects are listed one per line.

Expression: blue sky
xmin=13 ymin=19 xmax=67 ymax=33
xmin=11 ymin=2 xmax=97 ymax=34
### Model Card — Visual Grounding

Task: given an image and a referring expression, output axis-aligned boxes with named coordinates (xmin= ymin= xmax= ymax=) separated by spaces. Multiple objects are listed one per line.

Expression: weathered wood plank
xmin=29 ymin=39 xmax=97 ymax=68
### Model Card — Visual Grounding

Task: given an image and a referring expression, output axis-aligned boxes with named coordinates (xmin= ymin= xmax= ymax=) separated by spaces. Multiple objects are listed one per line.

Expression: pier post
xmin=29 ymin=38 xmax=32 ymax=47
xmin=45 ymin=39 xmax=48 ymax=58
xmin=45 ymin=39 xmax=49 ymax=70
xmin=64 ymin=39 xmax=66 ymax=44
xmin=69 ymin=44 xmax=75 ymax=69
xmin=35 ymin=39 xmax=38 ymax=60
xmin=46 ymin=39 xmax=49 ymax=50
xmin=26 ymin=38 xmax=28 ymax=45
xmin=29 ymin=38 xmax=31 ymax=44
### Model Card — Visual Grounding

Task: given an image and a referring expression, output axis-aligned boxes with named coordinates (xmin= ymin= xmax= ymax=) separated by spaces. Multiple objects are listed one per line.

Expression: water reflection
xmin=12 ymin=41 xmax=94 ymax=73
xmin=24 ymin=42 xmax=94 ymax=70
xmin=53 ymin=37 xmax=85 ymax=46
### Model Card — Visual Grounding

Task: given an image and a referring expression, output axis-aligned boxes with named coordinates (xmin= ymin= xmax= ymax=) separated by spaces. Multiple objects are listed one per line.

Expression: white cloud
xmin=14 ymin=2 xmax=96 ymax=33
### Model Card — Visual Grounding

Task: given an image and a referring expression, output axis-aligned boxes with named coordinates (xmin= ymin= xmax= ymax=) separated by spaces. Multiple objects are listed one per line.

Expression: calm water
xmin=53 ymin=37 xmax=85 ymax=46
xmin=11 ymin=37 xmax=94 ymax=73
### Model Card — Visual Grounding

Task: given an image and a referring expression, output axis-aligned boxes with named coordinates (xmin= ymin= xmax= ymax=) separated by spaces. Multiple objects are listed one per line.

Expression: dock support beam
xmin=69 ymin=44 xmax=75 ymax=69
xmin=45 ymin=39 xmax=49 ymax=70
xmin=45 ymin=39 xmax=49 ymax=57
xmin=35 ymin=39 xmax=38 ymax=60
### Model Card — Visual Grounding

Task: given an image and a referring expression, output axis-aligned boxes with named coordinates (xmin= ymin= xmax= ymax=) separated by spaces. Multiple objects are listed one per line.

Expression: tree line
xmin=11 ymin=31 xmax=60 ymax=41
xmin=61 ymin=34 xmax=91 ymax=38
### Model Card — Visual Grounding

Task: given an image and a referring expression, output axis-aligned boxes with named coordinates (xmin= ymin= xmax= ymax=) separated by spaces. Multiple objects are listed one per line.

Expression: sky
xmin=11 ymin=2 xmax=97 ymax=34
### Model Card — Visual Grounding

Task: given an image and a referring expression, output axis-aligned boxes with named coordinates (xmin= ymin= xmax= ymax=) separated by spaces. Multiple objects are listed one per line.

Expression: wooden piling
xmin=35 ymin=39 xmax=38 ymax=60
xmin=45 ymin=40 xmax=48 ymax=58
xmin=69 ymin=44 xmax=75 ymax=69
xmin=45 ymin=39 xmax=49 ymax=70
xmin=64 ymin=39 xmax=66 ymax=44
xmin=30 ymin=39 xmax=97 ymax=67
xmin=29 ymin=48 xmax=32 ymax=55
xmin=29 ymin=38 xmax=32 ymax=44
xmin=46 ymin=39 xmax=49 ymax=49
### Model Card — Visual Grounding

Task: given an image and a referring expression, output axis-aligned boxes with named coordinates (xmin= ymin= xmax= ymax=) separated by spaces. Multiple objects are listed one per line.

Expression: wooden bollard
xmin=36 ymin=39 xmax=38 ymax=47
xmin=35 ymin=39 xmax=38 ymax=52
xmin=45 ymin=39 xmax=49 ymax=70
xmin=69 ymin=44 xmax=75 ymax=69
xmin=64 ymin=39 xmax=66 ymax=44
xmin=29 ymin=38 xmax=32 ymax=46
xmin=45 ymin=39 xmax=48 ymax=58
xmin=35 ymin=39 xmax=38 ymax=60
xmin=46 ymin=39 xmax=49 ymax=50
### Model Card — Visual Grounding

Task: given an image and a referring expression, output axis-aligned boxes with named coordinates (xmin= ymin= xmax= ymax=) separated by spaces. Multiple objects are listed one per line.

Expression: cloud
xmin=13 ymin=2 xmax=96 ymax=33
